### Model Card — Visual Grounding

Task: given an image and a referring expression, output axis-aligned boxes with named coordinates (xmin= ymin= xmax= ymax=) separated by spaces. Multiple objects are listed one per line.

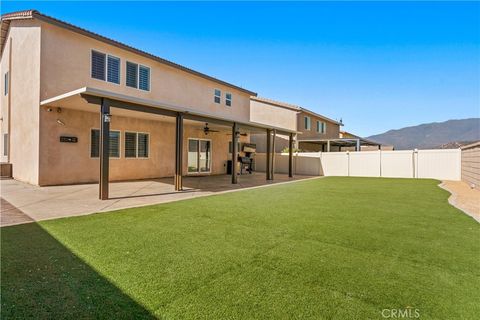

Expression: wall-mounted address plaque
xmin=60 ymin=136 xmax=78 ymax=143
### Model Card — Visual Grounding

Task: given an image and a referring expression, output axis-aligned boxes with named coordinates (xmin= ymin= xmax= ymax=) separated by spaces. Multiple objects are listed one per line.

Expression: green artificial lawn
xmin=2 ymin=177 xmax=479 ymax=319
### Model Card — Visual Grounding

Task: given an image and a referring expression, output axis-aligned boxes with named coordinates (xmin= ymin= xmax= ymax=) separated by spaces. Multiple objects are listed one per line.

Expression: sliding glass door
xmin=188 ymin=139 xmax=211 ymax=174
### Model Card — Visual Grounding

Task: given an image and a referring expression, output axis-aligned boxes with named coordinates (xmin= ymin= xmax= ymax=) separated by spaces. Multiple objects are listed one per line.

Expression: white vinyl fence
xmin=255 ymin=149 xmax=461 ymax=181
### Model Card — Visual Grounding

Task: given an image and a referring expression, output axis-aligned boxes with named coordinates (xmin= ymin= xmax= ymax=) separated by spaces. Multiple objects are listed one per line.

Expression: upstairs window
xmin=126 ymin=62 xmax=150 ymax=91
xmin=139 ymin=66 xmax=150 ymax=91
xmin=4 ymin=71 xmax=8 ymax=95
xmin=91 ymin=50 xmax=120 ymax=84
xmin=91 ymin=50 xmax=106 ymax=80
xmin=107 ymin=55 xmax=120 ymax=84
xmin=126 ymin=61 xmax=138 ymax=88
xmin=214 ymin=89 xmax=221 ymax=104
xmin=304 ymin=116 xmax=311 ymax=130
xmin=226 ymin=93 xmax=232 ymax=107
xmin=317 ymin=121 xmax=326 ymax=134
xmin=90 ymin=129 xmax=121 ymax=158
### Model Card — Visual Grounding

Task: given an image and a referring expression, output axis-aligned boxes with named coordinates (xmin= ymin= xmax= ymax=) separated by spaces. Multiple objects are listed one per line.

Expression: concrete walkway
xmin=1 ymin=173 xmax=316 ymax=227
xmin=440 ymin=180 xmax=480 ymax=223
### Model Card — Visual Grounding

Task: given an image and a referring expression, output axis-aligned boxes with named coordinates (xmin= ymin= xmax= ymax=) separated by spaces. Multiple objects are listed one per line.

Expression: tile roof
xmin=1 ymin=9 xmax=256 ymax=96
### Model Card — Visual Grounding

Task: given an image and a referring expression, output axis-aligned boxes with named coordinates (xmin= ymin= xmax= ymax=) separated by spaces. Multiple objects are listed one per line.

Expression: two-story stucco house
xmin=0 ymin=10 xmax=296 ymax=199
xmin=249 ymin=97 xmax=343 ymax=152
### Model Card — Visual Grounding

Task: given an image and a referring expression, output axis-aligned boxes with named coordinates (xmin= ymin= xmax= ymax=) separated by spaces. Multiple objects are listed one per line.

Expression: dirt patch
xmin=440 ymin=181 xmax=480 ymax=223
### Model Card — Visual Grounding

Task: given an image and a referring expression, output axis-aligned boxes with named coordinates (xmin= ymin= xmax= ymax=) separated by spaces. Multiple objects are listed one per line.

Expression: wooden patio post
xmin=175 ymin=113 xmax=184 ymax=191
xmin=266 ymin=129 xmax=272 ymax=180
xmin=288 ymin=132 xmax=293 ymax=178
xmin=99 ymin=98 xmax=110 ymax=200
xmin=271 ymin=129 xmax=276 ymax=180
xmin=232 ymin=122 xmax=238 ymax=184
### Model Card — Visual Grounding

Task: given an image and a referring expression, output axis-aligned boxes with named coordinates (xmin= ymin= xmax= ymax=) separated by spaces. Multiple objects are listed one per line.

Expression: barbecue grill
xmin=238 ymin=156 xmax=253 ymax=174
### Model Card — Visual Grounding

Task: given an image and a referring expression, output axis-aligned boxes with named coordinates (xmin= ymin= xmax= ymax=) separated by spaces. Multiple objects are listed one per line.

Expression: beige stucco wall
xmin=0 ymin=31 xmax=9 ymax=163
xmin=38 ymin=107 xmax=248 ymax=186
xmin=249 ymin=100 xmax=297 ymax=131
xmin=0 ymin=20 xmax=41 ymax=184
xmin=297 ymin=111 xmax=340 ymax=139
xmin=250 ymin=133 xmax=290 ymax=153
xmin=39 ymin=21 xmax=252 ymax=123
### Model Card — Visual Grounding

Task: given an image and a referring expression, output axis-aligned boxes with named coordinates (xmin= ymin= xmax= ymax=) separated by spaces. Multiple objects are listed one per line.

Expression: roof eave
xmin=1 ymin=10 xmax=256 ymax=96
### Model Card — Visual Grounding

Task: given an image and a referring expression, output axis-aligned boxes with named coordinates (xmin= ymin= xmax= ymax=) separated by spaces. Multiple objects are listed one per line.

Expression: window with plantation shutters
xmin=137 ymin=133 xmax=149 ymax=158
xmin=90 ymin=129 xmax=121 ymax=158
xmin=124 ymin=132 xmax=149 ymax=158
xmin=126 ymin=61 xmax=138 ymax=88
xmin=139 ymin=66 xmax=150 ymax=91
xmin=125 ymin=132 xmax=137 ymax=158
xmin=109 ymin=131 xmax=120 ymax=158
xmin=91 ymin=50 xmax=106 ymax=80
xmin=90 ymin=129 xmax=100 ymax=157
xmin=107 ymin=55 xmax=120 ymax=84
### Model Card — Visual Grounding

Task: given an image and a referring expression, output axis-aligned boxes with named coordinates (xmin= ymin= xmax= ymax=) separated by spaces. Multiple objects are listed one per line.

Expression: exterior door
xmin=188 ymin=139 xmax=211 ymax=174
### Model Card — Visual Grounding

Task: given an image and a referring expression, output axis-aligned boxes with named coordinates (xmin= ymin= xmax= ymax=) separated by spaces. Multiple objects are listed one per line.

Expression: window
xmin=124 ymin=132 xmax=149 ymax=158
xmin=214 ymin=89 xmax=221 ymax=104
xmin=90 ymin=129 xmax=121 ymax=158
xmin=126 ymin=61 xmax=138 ymax=88
xmin=124 ymin=132 xmax=137 ymax=158
xmin=91 ymin=50 xmax=120 ymax=84
xmin=107 ymin=55 xmax=120 ymax=84
xmin=126 ymin=61 xmax=150 ymax=91
xmin=3 ymin=133 xmax=8 ymax=156
xmin=139 ymin=65 xmax=150 ymax=91
xmin=304 ymin=116 xmax=311 ymax=130
xmin=4 ymin=71 xmax=8 ymax=95
xmin=91 ymin=50 xmax=106 ymax=81
xmin=225 ymin=93 xmax=232 ymax=107
xmin=138 ymin=133 xmax=149 ymax=158
xmin=188 ymin=139 xmax=211 ymax=173
xmin=317 ymin=121 xmax=326 ymax=134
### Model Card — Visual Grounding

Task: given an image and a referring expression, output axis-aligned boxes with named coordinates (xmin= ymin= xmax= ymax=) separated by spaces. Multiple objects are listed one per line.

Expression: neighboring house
xmin=297 ymin=108 xmax=343 ymax=152
xmin=339 ymin=131 xmax=391 ymax=151
xmin=0 ymin=10 xmax=296 ymax=198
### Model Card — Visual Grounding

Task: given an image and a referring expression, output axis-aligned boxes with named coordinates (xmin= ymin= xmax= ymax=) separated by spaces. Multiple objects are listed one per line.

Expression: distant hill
xmin=367 ymin=118 xmax=480 ymax=150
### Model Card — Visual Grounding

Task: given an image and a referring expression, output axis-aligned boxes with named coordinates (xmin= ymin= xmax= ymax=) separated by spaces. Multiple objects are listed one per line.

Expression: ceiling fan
xmin=203 ymin=123 xmax=220 ymax=135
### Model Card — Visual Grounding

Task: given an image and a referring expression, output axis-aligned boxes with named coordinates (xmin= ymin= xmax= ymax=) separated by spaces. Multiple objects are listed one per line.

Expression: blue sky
xmin=3 ymin=1 xmax=479 ymax=136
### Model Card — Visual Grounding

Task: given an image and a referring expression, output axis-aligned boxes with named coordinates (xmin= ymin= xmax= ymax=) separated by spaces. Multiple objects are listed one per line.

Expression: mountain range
xmin=367 ymin=118 xmax=480 ymax=150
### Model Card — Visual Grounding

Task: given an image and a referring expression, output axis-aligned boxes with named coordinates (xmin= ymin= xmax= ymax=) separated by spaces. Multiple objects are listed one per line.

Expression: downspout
xmin=7 ymin=37 xmax=12 ymax=162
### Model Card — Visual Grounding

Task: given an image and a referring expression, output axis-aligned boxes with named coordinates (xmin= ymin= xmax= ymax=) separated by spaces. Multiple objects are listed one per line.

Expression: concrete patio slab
xmin=0 ymin=173 xmax=317 ymax=226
